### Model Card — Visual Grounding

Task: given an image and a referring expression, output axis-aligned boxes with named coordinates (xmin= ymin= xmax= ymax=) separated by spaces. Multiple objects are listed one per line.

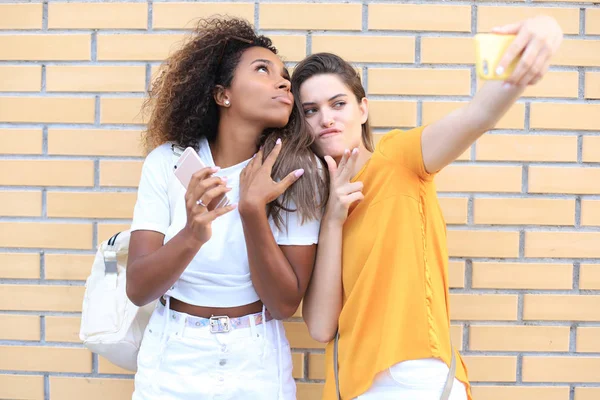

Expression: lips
xmin=273 ymin=95 xmax=293 ymax=105
xmin=319 ymin=128 xmax=342 ymax=138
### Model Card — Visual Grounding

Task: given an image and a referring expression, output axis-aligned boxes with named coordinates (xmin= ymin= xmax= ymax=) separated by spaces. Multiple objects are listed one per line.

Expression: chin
xmin=266 ymin=113 xmax=291 ymax=128
xmin=314 ymin=142 xmax=345 ymax=160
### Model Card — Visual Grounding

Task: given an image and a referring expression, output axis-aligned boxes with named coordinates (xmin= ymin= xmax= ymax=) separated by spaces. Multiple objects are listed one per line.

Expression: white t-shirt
xmin=130 ymin=137 xmax=321 ymax=307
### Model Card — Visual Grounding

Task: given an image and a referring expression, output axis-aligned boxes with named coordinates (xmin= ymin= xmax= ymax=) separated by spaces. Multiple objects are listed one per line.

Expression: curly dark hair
xmin=142 ymin=17 xmax=325 ymax=227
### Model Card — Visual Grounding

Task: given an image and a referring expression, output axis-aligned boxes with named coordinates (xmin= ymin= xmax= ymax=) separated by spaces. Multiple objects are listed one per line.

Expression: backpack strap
xmin=98 ymin=144 xmax=185 ymax=276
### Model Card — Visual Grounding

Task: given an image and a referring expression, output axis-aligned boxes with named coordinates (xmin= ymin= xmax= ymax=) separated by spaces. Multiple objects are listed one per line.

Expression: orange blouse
xmin=321 ymin=126 xmax=472 ymax=400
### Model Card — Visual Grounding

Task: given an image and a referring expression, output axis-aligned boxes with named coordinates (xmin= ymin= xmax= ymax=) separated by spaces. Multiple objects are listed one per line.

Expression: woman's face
xmin=225 ymin=46 xmax=294 ymax=128
xmin=298 ymin=73 xmax=368 ymax=159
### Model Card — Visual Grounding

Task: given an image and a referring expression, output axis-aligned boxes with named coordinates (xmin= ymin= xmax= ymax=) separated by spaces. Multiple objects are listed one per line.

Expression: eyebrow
xmin=252 ymin=59 xmax=290 ymax=80
xmin=251 ymin=59 xmax=273 ymax=66
xmin=302 ymin=93 xmax=348 ymax=107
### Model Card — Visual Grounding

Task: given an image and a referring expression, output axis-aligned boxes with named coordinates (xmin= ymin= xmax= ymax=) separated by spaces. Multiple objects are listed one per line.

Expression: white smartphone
xmin=174 ymin=147 xmax=206 ymax=189
xmin=174 ymin=147 xmax=230 ymax=208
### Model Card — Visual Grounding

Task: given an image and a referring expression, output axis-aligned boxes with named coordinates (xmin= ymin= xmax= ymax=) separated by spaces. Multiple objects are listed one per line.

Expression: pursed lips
xmin=273 ymin=95 xmax=293 ymax=105
xmin=319 ymin=128 xmax=342 ymax=138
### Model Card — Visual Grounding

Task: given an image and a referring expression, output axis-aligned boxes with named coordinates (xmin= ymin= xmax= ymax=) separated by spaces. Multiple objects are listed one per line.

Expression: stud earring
xmin=224 ymin=99 xmax=230 ymax=106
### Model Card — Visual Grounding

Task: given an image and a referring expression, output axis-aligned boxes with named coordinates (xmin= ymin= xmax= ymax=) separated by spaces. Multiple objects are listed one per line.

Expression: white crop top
xmin=130 ymin=137 xmax=321 ymax=307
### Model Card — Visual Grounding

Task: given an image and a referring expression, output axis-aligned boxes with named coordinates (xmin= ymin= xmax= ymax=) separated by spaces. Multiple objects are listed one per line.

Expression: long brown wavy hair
xmin=142 ymin=17 xmax=325 ymax=227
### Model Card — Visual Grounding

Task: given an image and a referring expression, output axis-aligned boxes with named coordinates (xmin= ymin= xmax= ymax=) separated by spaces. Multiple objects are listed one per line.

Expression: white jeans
xmin=132 ymin=301 xmax=295 ymax=400
xmin=354 ymin=358 xmax=468 ymax=400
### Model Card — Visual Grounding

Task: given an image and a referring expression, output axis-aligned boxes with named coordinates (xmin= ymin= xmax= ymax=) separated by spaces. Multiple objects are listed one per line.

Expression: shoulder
xmin=142 ymin=142 xmax=178 ymax=170
xmin=139 ymin=142 xmax=177 ymax=185
xmin=145 ymin=142 xmax=176 ymax=162
xmin=376 ymin=127 xmax=425 ymax=154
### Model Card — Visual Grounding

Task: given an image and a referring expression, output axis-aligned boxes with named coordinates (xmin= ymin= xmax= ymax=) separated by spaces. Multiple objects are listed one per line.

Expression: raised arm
xmin=421 ymin=16 xmax=563 ymax=174
xmin=127 ymin=167 xmax=235 ymax=306
xmin=238 ymin=140 xmax=316 ymax=320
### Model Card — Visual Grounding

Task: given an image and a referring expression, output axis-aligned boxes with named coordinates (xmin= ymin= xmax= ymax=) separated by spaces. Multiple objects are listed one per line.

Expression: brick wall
xmin=1 ymin=1 xmax=599 ymax=399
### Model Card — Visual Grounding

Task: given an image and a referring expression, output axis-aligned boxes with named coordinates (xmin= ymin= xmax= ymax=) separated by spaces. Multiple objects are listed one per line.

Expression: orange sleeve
xmin=376 ymin=126 xmax=435 ymax=181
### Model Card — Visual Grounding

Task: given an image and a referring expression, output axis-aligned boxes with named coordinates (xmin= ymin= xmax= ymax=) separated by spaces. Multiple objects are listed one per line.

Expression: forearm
xmin=302 ymin=216 xmax=343 ymax=343
xmin=126 ymin=228 xmax=203 ymax=306
xmin=240 ymin=204 xmax=304 ymax=319
xmin=465 ymin=81 xmax=526 ymax=132
xmin=423 ymin=81 xmax=525 ymax=173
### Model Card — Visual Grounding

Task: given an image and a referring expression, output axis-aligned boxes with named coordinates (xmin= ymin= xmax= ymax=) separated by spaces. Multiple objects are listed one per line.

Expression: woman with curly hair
xmin=126 ymin=17 xmax=323 ymax=399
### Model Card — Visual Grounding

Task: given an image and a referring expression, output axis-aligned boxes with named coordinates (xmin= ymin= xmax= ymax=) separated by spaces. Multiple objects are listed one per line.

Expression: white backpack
xmin=79 ymin=144 xmax=183 ymax=371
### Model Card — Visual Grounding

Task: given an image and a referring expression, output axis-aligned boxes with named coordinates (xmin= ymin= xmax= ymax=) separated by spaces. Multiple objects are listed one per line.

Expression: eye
xmin=256 ymin=64 xmax=269 ymax=73
xmin=333 ymin=101 xmax=346 ymax=108
xmin=303 ymin=108 xmax=317 ymax=116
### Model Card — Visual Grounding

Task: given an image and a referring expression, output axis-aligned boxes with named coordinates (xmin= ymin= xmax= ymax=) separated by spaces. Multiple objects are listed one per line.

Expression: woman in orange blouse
xmin=295 ymin=16 xmax=563 ymax=400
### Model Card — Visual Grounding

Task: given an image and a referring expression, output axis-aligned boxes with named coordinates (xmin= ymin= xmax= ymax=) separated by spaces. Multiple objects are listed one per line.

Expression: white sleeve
xmin=130 ymin=144 xmax=171 ymax=235
xmin=276 ymin=200 xmax=321 ymax=246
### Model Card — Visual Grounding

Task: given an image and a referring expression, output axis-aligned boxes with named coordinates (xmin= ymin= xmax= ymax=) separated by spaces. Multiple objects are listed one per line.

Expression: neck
xmin=353 ymin=144 xmax=372 ymax=177
xmin=210 ymin=114 xmax=263 ymax=168
xmin=334 ymin=143 xmax=372 ymax=178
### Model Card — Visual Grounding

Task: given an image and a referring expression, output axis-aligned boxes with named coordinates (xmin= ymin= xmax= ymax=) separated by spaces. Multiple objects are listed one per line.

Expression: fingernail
xmin=221 ymin=176 xmax=228 ymax=182
xmin=503 ymin=82 xmax=512 ymax=89
xmin=352 ymin=148 xmax=359 ymax=155
xmin=496 ymin=66 xmax=504 ymax=76
xmin=294 ymin=168 xmax=305 ymax=178
xmin=276 ymin=138 xmax=282 ymax=145
xmin=213 ymin=166 xmax=220 ymax=172
xmin=344 ymin=149 xmax=350 ymax=155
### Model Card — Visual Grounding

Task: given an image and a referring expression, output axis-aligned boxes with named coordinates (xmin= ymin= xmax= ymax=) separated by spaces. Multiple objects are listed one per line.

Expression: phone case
xmin=474 ymin=33 xmax=518 ymax=80
xmin=174 ymin=147 xmax=206 ymax=190
xmin=173 ymin=147 xmax=230 ymax=208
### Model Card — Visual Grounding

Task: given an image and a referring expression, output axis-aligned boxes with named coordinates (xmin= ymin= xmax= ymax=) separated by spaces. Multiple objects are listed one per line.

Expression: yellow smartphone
xmin=474 ymin=33 xmax=518 ymax=80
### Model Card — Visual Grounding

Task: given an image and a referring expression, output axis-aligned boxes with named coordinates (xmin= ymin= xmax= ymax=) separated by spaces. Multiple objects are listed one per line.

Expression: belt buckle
xmin=209 ymin=315 xmax=231 ymax=333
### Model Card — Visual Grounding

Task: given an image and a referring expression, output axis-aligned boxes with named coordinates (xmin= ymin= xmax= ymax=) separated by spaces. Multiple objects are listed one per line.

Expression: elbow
xmin=125 ymin=273 xmax=153 ymax=307
xmin=269 ymin=302 xmax=298 ymax=320
xmin=126 ymin=281 xmax=145 ymax=307
xmin=302 ymin=301 xmax=337 ymax=343
xmin=304 ymin=312 xmax=337 ymax=343
xmin=308 ymin=324 xmax=336 ymax=344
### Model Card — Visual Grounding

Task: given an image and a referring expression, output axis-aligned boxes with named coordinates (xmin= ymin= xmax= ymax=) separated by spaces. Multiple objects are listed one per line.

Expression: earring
xmin=224 ymin=99 xmax=230 ymax=107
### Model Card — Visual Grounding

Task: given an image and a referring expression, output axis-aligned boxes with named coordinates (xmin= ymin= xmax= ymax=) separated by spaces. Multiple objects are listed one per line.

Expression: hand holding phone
xmin=475 ymin=33 xmax=518 ymax=80
xmin=174 ymin=147 xmax=230 ymax=209
xmin=173 ymin=146 xmax=237 ymax=244
xmin=476 ymin=17 xmax=563 ymax=86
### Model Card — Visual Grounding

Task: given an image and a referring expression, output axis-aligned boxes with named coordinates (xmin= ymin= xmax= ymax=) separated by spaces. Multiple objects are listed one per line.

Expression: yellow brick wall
xmin=1 ymin=1 xmax=599 ymax=399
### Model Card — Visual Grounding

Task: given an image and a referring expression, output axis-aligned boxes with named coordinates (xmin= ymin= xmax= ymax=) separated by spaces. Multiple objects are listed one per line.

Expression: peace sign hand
xmin=324 ymin=148 xmax=364 ymax=225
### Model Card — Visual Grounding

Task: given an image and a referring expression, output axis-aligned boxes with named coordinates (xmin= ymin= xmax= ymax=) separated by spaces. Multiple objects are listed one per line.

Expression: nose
xmin=320 ymin=109 xmax=334 ymax=128
xmin=277 ymin=78 xmax=291 ymax=92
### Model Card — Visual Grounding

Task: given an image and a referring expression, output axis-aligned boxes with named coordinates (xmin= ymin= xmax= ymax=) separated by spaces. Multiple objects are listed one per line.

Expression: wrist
xmin=323 ymin=210 xmax=345 ymax=228
xmin=238 ymin=199 xmax=266 ymax=218
xmin=179 ymin=225 xmax=206 ymax=249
